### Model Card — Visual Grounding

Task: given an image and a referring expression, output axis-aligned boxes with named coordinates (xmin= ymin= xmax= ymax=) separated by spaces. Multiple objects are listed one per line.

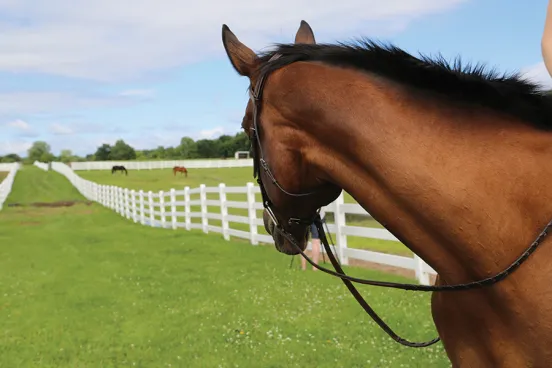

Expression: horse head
xmin=222 ymin=21 xmax=341 ymax=255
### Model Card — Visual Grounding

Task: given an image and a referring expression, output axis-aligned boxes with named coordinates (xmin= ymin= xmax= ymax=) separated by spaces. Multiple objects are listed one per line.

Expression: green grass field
xmin=0 ymin=171 xmax=8 ymax=181
xmin=77 ymin=168 xmax=413 ymax=257
xmin=0 ymin=166 xmax=449 ymax=367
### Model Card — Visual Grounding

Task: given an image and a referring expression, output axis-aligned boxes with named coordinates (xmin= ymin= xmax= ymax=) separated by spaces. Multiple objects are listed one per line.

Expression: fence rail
xmin=50 ymin=161 xmax=436 ymax=284
xmin=0 ymin=163 xmax=20 ymax=210
xmin=69 ymin=159 xmax=254 ymax=171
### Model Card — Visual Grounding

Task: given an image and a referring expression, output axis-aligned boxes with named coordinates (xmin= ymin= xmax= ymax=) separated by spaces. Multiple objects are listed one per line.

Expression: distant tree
xmin=196 ymin=139 xmax=220 ymax=158
xmin=0 ymin=153 xmax=21 ymax=163
xmin=28 ymin=141 xmax=54 ymax=162
xmin=215 ymin=134 xmax=238 ymax=157
xmin=151 ymin=146 xmax=166 ymax=159
xmin=110 ymin=139 xmax=136 ymax=160
xmin=164 ymin=146 xmax=177 ymax=159
xmin=177 ymin=136 xmax=198 ymax=158
xmin=83 ymin=130 xmax=252 ymax=161
xmin=232 ymin=131 xmax=250 ymax=152
xmin=59 ymin=149 xmax=74 ymax=163
xmin=135 ymin=150 xmax=148 ymax=160
xmin=94 ymin=144 xmax=112 ymax=161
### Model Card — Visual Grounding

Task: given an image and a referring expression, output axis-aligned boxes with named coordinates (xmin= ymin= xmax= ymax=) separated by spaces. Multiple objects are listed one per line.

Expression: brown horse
xmin=173 ymin=166 xmax=188 ymax=177
xmin=222 ymin=20 xmax=552 ymax=367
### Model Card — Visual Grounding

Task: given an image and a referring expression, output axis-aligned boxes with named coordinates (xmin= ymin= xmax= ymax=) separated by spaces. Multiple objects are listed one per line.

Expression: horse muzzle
xmin=262 ymin=209 xmax=308 ymax=255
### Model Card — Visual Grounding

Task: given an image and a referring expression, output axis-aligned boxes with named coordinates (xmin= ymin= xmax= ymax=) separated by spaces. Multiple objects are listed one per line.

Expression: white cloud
xmin=0 ymin=140 xmax=32 ymax=155
xmin=49 ymin=123 xmax=74 ymax=135
xmin=197 ymin=126 xmax=225 ymax=140
xmin=6 ymin=119 xmax=31 ymax=131
xmin=0 ymin=0 xmax=469 ymax=82
xmin=47 ymin=121 xmax=117 ymax=136
xmin=520 ymin=62 xmax=552 ymax=90
xmin=119 ymin=89 xmax=155 ymax=98
xmin=3 ymin=119 xmax=39 ymax=137
xmin=0 ymin=91 xmax=154 ymax=116
xmin=2 ymin=124 xmax=207 ymax=156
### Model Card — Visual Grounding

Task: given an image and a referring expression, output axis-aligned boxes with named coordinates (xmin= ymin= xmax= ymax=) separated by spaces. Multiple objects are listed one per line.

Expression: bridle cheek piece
xmin=247 ymin=52 xmax=552 ymax=348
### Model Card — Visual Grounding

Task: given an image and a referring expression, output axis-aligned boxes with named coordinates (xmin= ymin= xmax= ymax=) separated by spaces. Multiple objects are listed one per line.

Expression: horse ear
xmin=295 ymin=20 xmax=316 ymax=44
xmin=222 ymin=24 xmax=259 ymax=77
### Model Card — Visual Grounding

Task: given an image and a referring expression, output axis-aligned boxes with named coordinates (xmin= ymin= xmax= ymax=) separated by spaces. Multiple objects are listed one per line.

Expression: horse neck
xmin=270 ymin=63 xmax=552 ymax=283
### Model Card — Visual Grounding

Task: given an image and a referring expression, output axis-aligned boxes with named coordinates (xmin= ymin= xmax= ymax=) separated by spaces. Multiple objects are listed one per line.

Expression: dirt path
xmin=7 ymin=200 xmax=94 ymax=208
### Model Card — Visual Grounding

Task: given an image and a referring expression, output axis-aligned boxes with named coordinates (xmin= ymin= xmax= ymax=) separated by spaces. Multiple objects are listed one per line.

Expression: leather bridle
xmin=247 ymin=53 xmax=552 ymax=348
xmin=249 ymin=54 xmax=324 ymax=233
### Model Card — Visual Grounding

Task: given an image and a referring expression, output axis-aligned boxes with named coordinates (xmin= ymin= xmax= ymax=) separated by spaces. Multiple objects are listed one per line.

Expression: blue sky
xmin=1 ymin=0 xmax=551 ymax=156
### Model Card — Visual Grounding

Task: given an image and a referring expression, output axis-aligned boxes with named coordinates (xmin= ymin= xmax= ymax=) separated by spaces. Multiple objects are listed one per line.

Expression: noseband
xmin=247 ymin=53 xmax=552 ymax=348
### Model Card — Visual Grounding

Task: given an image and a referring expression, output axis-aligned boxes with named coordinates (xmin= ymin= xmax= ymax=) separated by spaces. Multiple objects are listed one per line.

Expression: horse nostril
xmin=263 ymin=210 xmax=275 ymax=235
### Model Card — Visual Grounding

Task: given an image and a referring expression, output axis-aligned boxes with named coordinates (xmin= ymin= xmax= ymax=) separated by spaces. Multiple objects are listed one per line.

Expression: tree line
xmin=0 ymin=132 xmax=251 ymax=164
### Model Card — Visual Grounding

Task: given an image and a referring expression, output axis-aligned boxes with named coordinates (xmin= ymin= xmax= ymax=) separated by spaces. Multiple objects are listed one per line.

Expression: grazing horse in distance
xmin=111 ymin=165 xmax=128 ymax=175
xmin=173 ymin=166 xmax=188 ymax=177
xmin=222 ymin=19 xmax=552 ymax=367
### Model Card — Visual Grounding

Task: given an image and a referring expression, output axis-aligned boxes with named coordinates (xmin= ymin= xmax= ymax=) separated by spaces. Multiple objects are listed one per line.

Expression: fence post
xmin=131 ymin=190 xmax=137 ymax=223
xmin=159 ymin=190 xmax=166 ymax=228
xmin=200 ymin=184 xmax=208 ymax=233
xmin=124 ymin=188 xmax=130 ymax=219
xmin=98 ymin=185 xmax=103 ymax=206
xmin=139 ymin=190 xmax=145 ymax=225
xmin=115 ymin=186 xmax=120 ymax=212
xmin=246 ymin=182 xmax=258 ymax=245
xmin=116 ymin=187 xmax=121 ymax=214
xmin=114 ymin=186 xmax=118 ymax=211
xmin=184 ymin=186 xmax=191 ymax=231
xmin=333 ymin=192 xmax=349 ymax=265
xmin=170 ymin=188 xmax=177 ymax=230
xmin=105 ymin=186 xmax=110 ymax=208
xmin=414 ymin=255 xmax=431 ymax=285
xmin=111 ymin=186 xmax=116 ymax=211
xmin=120 ymin=187 xmax=126 ymax=216
xmin=107 ymin=185 xmax=111 ymax=209
xmin=148 ymin=191 xmax=154 ymax=226
xmin=106 ymin=186 xmax=110 ymax=207
xmin=219 ymin=183 xmax=229 ymax=240
xmin=112 ymin=186 xmax=117 ymax=212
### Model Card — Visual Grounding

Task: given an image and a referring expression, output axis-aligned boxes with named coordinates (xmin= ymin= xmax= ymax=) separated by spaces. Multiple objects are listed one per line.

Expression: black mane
xmin=258 ymin=40 xmax=552 ymax=130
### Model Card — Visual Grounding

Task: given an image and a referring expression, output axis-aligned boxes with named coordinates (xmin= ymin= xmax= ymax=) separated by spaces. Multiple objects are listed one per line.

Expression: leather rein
xmin=247 ymin=53 xmax=552 ymax=348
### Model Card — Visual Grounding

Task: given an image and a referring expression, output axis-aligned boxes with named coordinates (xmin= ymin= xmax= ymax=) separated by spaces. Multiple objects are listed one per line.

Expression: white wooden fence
xmin=50 ymin=161 xmax=436 ymax=284
xmin=33 ymin=161 xmax=49 ymax=171
xmin=0 ymin=162 xmax=20 ymax=171
xmin=70 ymin=159 xmax=254 ymax=171
xmin=0 ymin=162 xmax=20 ymax=210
